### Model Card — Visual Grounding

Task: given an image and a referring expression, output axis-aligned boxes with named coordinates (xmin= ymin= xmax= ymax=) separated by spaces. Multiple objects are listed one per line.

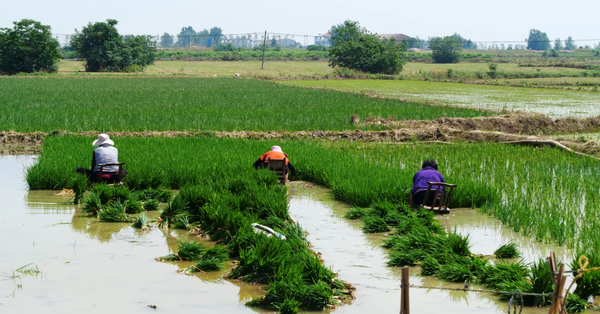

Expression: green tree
xmin=328 ymin=20 xmax=406 ymax=74
xmin=526 ymin=29 xmax=550 ymax=50
xmin=177 ymin=26 xmax=196 ymax=47
xmin=160 ymin=33 xmax=173 ymax=47
xmin=429 ymin=36 xmax=463 ymax=63
xmin=554 ymin=38 xmax=564 ymax=50
xmin=209 ymin=27 xmax=223 ymax=47
xmin=71 ymin=19 xmax=156 ymax=72
xmin=564 ymin=36 xmax=576 ymax=50
xmin=451 ymin=33 xmax=478 ymax=49
xmin=0 ymin=19 xmax=61 ymax=75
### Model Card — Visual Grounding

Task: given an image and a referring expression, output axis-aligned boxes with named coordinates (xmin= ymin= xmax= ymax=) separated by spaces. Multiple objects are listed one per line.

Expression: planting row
xmin=27 ymin=136 xmax=600 ymax=270
xmin=0 ymin=78 xmax=492 ymax=132
xmin=75 ymin=170 xmax=352 ymax=313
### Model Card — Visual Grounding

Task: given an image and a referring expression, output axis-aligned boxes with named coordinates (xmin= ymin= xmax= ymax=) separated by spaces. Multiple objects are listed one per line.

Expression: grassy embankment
xmin=0 ymin=78 xmax=493 ymax=132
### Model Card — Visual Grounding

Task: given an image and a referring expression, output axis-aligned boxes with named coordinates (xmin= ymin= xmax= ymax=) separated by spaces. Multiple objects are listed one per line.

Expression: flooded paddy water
xmin=0 ymin=155 xmax=584 ymax=313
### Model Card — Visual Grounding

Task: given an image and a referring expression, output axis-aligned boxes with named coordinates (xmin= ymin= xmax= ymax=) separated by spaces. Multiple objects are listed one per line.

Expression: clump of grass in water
xmin=529 ymin=258 xmax=554 ymax=306
xmin=191 ymin=245 xmax=230 ymax=272
xmin=69 ymin=173 xmax=89 ymax=204
xmin=99 ymin=200 xmax=133 ymax=222
xmin=132 ymin=213 xmax=151 ymax=230
xmin=344 ymin=207 xmax=366 ymax=220
xmin=139 ymin=188 xmax=173 ymax=203
xmin=143 ymin=199 xmax=159 ymax=211
xmin=494 ymin=242 xmax=521 ymax=258
xmin=82 ymin=191 xmax=102 ymax=216
xmin=362 ymin=215 xmax=389 ymax=233
xmin=566 ymin=293 xmax=587 ymax=313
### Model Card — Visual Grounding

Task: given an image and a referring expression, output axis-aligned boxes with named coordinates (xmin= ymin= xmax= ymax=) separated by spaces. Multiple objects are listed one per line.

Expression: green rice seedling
xmin=68 ymin=174 xmax=89 ymax=204
xmin=495 ymin=279 xmax=534 ymax=301
xmin=343 ymin=207 xmax=367 ymax=220
xmin=529 ymin=258 xmax=554 ymax=307
xmin=143 ymin=199 xmax=159 ymax=211
xmin=139 ymin=188 xmax=173 ymax=202
xmin=572 ymin=251 xmax=600 ymax=298
xmin=274 ymin=297 xmax=301 ymax=314
xmin=124 ymin=197 xmax=144 ymax=214
xmin=478 ymin=259 xmax=529 ymax=290
xmin=437 ymin=263 xmax=474 ymax=282
xmin=467 ymin=255 xmax=490 ymax=277
xmin=494 ymin=242 xmax=521 ymax=259
xmin=194 ymin=256 xmax=223 ymax=271
xmin=362 ymin=215 xmax=390 ymax=233
xmin=447 ymin=231 xmax=471 ymax=256
xmin=99 ymin=200 xmax=133 ymax=222
xmin=388 ymin=249 xmax=427 ymax=267
xmin=172 ymin=214 xmax=195 ymax=230
xmin=160 ymin=195 xmax=189 ymax=227
xmin=132 ymin=213 xmax=151 ymax=230
xmin=81 ymin=191 xmax=102 ymax=216
xmin=565 ymin=293 xmax=587 ymax=313
xmin=176 ymin=240 xmax=206 ymax=261
xmin=384 ymin=211 xmax=405 ymax=226
xmin=420 ymin=255 xmax=442 ymax=275
xmin=331 ymin=279 xmax=351 ymax=290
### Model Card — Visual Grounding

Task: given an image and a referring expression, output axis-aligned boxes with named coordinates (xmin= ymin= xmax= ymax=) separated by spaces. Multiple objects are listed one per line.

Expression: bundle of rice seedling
xmin=132 ymin=213 xmax=151 ymax=230
xmin=99 ymin=200 xmax=133 ymax=222
xmin=69 ymin=174 xmax=89 ymax=204
xmin=447 ymin=232 xmax=471 ymax=256
xmin=565 ymin=293 xmax=587 ymax=313
xmin=494 ymin=242 xmax=521 ymax=259
xmin=420 ymin=255 xmax=442 ymax=275
xmin=274 ymin=297 xmax=301 ymax=314
xmin=529 ymin=259 xmax=553 ymax=306
xmin=343 ymin=207 xmax=366 ymax=220
xmin=143 ymin=199 xmax=159 ymax=211
xmin=193 ymin=245 xmax=230 ymax=272
xmin=438 ymin=263 xmax=474 ymax=282
xmin=81 ymin=191 xmax=102 ymax=216
xmin=362 ymin=216 xmax=390 ymax=233
xmin=139 ymin=188 xmax=173 ymax=202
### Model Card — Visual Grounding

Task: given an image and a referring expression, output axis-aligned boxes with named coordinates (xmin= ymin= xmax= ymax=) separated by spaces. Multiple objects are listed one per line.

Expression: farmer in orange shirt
xmin=253 ymin=145 xmax=296 ymax=179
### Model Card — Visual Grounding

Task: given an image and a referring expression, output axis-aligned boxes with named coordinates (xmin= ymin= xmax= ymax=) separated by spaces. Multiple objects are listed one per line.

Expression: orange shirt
xmin=260 ymin=151 xmax=289 ymax=164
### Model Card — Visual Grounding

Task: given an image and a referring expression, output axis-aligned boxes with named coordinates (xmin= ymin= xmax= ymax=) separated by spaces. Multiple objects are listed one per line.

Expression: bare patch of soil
xmin=361 ymin=113 xmax=600 ymax=135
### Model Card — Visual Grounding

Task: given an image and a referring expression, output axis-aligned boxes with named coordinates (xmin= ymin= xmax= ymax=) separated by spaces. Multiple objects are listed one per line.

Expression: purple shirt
xmin=411 ymin=167 xmax=446 ymax=195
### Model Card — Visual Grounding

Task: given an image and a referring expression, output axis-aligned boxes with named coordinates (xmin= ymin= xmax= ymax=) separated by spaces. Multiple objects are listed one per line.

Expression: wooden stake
xmin=400 ymin=266 xmax=410 ymax=314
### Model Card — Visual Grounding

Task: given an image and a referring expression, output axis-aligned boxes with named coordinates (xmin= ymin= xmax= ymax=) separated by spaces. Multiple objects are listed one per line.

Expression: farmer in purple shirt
xmin=411 ymin=159 xmax=446 ymax=207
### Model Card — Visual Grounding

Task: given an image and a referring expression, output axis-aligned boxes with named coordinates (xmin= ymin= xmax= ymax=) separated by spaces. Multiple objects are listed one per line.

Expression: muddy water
xmin=287 ymin=182 xmax=573 ymax=314
xmin=0 ymin=156 xmax=266 ymax=314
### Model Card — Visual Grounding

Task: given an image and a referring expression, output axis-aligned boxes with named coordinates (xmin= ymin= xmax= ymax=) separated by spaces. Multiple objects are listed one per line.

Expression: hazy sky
xmin=2 ymin=0 xmax=599 ymax=45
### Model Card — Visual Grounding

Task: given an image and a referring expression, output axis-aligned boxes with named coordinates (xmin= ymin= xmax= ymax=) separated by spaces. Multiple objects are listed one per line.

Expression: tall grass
xmin=0 ymin=78 xmax=491 ymax=132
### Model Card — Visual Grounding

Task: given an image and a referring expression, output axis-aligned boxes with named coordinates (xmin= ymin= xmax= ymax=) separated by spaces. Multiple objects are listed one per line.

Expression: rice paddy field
xmin=0 ymin=78 xmax=493 ymax=132
xmin=282 ymin=79 xmax=600 ymax=118
xmin=27 ymin=136 xmax=600 ymax=251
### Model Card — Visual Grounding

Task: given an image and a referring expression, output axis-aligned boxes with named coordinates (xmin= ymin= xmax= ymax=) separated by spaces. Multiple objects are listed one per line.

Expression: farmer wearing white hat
xmin=76 ymin=134 xmax=127 ymax=183
xmin=253 ymin=145 xmax=296 ymax=179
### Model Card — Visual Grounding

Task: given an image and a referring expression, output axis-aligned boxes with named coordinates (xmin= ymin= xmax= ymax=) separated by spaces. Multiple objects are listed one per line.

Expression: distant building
xmin=378 ymin=34 xmax=411 ymax=42
xmin=278 ymin=38 xmax=301 ymax=48
xmin=314 ymin=32 xmax=410 ymax=47
xmin=314 ymin=33 xmax=332 ymax=47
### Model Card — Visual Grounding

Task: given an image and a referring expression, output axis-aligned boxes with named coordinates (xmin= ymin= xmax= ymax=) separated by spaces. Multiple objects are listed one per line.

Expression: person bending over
xmin=411 ymin=159 xmax=445 ymax=207
xmin=253 ymin=145 xmax=296 ymax=179
xmin=76 ymin=134 xmax=127 ymax=184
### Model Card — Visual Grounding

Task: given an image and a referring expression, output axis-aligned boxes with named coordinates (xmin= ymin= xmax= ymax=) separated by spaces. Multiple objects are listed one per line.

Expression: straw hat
xmin=92 ymin=134 xmax=115 ymax=146
xmin=271 ymin=146 xmax=282 ymax=152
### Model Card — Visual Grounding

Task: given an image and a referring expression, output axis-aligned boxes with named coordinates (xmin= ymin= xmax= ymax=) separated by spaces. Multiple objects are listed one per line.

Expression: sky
xmin=2 ymin=0 xmax=599 ymax=46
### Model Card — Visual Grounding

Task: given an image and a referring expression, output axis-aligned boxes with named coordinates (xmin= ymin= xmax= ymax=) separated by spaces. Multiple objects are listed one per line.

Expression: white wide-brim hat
xmin=92 ymin=134 xmax=115 ymax=146
xmin=271 ymin=145 xmax=282 ymax=152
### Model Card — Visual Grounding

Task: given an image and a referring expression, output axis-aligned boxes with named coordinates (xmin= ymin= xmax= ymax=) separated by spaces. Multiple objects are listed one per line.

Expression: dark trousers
xmin=76 ymin=167 xmax=128 ymax=184
xmin=253 ymin=160 xmax=296 ymax=177
xmin=413 ymin=190 xmax=437 ymax=207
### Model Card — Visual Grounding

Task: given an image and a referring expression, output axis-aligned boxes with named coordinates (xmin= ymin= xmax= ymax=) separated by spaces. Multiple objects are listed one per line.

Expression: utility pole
xmin=261 ymin=31 xmax=267 ymax=69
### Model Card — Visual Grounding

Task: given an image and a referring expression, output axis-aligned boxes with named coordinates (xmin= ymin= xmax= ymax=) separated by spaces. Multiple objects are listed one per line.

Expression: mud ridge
xmin=2 ymin=126 xmax=599 ymax=158
xmin=361 ymin=113 xmax=600 ymax=135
